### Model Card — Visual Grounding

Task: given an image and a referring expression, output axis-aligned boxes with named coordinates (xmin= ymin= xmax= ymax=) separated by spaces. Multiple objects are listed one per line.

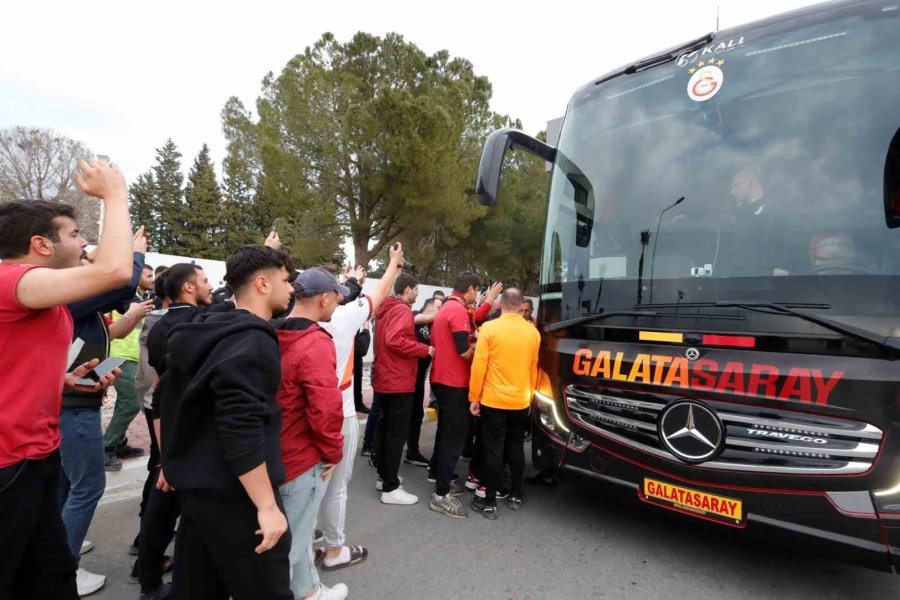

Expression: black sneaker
xmin=470 ymin=496 xmax=498 ymax=520
xmin=356 ymin=405 xmax=371 ymax=415
xmin=314 ymin=529 xmax=324 ymax=544
xmin=404 ymin=452 xmax=430 ymax=467
xmin=360 ymin=446 xmax=373 ymax=457
xmin=115 ymin=442 xmax=145 ymax=459
xmin=104 ymin=450 xmax=122 ymax=472
xmin=139 ymin=582 xmax=172 ymax=600
xmin=507 ymin=494 xmax=526 ymax=511
xmin=427 ymin=472 xmax=459 ymax=484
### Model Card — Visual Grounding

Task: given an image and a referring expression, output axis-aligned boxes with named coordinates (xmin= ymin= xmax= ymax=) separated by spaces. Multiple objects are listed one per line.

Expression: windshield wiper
xmin=712 ymin=301 xmax=900 ymax=353
xmin=594 ymin=33 xmax=715 ymax=86
xmin=544 ymin=311 xmax=657 ymax=334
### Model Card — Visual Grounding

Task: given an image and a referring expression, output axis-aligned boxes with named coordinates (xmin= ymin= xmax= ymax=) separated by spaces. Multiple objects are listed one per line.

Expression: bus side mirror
xmin=885 ymin=128 xmax=900 ymax=228
xmin=476 ymin=128 xmax=556 ymax=206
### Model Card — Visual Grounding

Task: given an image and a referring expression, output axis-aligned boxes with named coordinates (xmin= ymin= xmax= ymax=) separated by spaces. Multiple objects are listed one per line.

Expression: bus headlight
xmin=535 ymin=391 xmax=569 ymax=435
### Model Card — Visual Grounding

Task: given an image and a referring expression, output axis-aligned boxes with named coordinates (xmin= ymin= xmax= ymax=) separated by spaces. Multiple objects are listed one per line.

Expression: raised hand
xmin=76 ymin=159 xmax=126 ymax=202
xmin=133 ymin=225 xmax=148 ymax=253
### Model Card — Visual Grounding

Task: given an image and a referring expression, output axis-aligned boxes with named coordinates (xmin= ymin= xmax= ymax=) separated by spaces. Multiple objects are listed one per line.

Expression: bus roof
xmin=572 ymin=0 xmax=875 ymax=99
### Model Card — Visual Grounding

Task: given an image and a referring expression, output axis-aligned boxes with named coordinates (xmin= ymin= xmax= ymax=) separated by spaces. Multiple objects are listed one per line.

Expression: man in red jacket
xmin=372 ymin=272 xmax=433 ymax=506
xmin=276 ymin=268 xmax=349 ymax=600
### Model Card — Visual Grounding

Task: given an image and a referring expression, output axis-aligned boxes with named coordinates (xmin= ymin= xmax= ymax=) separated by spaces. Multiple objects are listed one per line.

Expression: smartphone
xmin=75 ymin=357 xmax=126 ymax=386
xmin=67 ymin=338 xmax=85 ymax=370
xmin=271 ymin=218 xmax=279 ymax=233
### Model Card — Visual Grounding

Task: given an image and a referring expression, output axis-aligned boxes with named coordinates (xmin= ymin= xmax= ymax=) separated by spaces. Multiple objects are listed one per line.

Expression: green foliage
xmin=152 ymin=139 xmax=185 ymax=253
xmin=183 ymin=144 xmax=226 ymax=258
xmin=129 ymin=171 xmax=157 ymax=246
xmin=248 ymin=31 xmax=499 ymax=267
xmin=467 ymin=147 xmax=550 ymax=295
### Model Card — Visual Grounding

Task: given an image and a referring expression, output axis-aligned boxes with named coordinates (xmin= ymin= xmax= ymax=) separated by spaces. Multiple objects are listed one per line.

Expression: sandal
xmin=321 ymin=545 xmax=368 ymax=571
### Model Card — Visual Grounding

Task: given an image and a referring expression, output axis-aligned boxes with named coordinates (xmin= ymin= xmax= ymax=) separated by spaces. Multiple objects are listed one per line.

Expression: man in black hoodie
xmin=135 ymin=263 xmax=215 ymax=600
xmin=159 ymin=245 xmax=294 ymax=600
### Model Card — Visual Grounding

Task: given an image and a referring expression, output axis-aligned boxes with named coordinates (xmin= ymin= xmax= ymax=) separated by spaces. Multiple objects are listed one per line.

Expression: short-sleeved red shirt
xmin=0 ymin=263 xmax=73 ymax=468
xmin=430 ymin=293 xmax=473 ymax=388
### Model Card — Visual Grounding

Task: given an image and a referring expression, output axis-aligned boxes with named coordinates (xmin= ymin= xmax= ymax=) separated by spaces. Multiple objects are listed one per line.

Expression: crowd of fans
xmin=0 ymin=160 xmax=541 ymax=600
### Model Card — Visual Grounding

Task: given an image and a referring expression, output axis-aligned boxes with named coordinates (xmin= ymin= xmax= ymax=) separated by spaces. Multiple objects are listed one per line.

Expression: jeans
xmin=318 ymin=416 xmax=359 ymax=548
xmin=0 ymin=452 xmax=78 ymax=600
xmin=102 ymin=360 xmax=140 ymax=449
xmin=431 ymin=384 xmax=469 ymax=496
xmin=176 ymin=489 xmax=292 ymax=600
xmin=374 ymin=392 xmax=413 ymax=493
xmin=479 ymin=406 xmax=530 ymax=502
xmin=280 ymin=464 xmax=329 ymax=598
xmin=59 ymin=407 xmax=106 ymax=563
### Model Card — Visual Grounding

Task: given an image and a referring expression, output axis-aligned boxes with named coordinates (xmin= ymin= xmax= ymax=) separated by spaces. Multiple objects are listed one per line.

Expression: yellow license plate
xmin=642 ymin=478 xmax=744 ymax=526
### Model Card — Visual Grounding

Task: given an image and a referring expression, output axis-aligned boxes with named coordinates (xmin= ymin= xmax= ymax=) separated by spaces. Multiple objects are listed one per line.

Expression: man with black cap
xmin=275 ymin=267 xmax=350 ymax=600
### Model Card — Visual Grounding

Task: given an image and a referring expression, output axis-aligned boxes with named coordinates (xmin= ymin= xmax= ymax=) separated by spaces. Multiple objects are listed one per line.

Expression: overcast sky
xmin=1 ymin=0 xmax=822 ymax=182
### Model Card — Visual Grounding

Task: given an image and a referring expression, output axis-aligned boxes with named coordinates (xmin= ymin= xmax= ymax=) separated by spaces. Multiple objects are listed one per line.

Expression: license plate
xmin=641 ymin=478 xmax=744 ymax=527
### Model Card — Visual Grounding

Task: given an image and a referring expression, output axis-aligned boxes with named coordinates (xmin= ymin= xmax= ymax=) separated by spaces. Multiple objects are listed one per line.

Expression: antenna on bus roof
xmin=716 ymin=4 xmax=720 ymax=32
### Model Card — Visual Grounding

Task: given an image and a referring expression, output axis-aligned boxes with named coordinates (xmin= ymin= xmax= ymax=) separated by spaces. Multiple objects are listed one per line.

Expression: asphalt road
xmin=83 ymin=421 xmax=899 ymax=600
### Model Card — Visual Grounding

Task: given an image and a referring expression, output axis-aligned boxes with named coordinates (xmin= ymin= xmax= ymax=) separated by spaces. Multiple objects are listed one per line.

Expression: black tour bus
xmin=476 ymin=0 xmax=900 ymax=572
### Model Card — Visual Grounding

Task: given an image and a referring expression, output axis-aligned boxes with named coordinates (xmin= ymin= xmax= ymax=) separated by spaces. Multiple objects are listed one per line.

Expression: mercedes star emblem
xmin=658 ymin=401 xmax=724 ymax=463
xmin=685 ymin=347 xmax=701 ymax=361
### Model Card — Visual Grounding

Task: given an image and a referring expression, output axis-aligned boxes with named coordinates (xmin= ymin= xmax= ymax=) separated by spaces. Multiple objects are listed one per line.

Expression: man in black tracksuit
xmin=135 ymin=263 xmax=216 ymax=599
xmin=158 ymin=246 xmax=295 ymax=600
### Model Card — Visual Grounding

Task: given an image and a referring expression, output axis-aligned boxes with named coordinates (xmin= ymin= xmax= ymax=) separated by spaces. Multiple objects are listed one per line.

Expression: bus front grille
xmin=565 ymin=385 xmax=883 ymax=475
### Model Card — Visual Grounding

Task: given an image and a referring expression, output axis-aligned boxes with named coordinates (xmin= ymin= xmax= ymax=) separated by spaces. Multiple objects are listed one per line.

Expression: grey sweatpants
xmin=317 ymin=416 xmax=359 ymax=548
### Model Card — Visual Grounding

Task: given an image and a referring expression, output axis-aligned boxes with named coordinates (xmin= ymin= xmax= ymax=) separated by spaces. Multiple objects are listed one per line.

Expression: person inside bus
xmin=811 ymin=235 xmax=868 ymax=275
xmin=713 ymin=167 xmax=790 ymax=277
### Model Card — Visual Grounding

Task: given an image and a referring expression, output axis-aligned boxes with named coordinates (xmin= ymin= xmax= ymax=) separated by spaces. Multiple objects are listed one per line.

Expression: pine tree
xmin=152 ymin=139 xmax=185 ymax=254
xmin=129 ymin=171 xmax=158 ymax=247
xmin=183 ymin=144 xmax=226 ymax=258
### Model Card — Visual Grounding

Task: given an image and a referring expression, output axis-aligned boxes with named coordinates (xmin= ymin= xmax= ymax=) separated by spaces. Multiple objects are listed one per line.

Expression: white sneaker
xmin=79 ymin=540 xmax=94 ymax=555
xmin=380 ymin=487 xmax=418 ymax=505
xmin=76 ymin=568 xmax=106 ymax=597
xmin=374 ymin=475 xmax=403 ymax=491
xmin=309 ymin=583 xmax=349 ymax=600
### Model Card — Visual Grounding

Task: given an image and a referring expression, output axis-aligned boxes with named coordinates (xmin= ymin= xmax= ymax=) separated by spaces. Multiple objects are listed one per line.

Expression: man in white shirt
xmin=317 ymin=243 xmax=406 ymax=570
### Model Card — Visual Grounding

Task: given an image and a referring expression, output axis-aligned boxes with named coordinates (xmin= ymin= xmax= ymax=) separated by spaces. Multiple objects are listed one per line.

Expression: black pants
xmin=374 ymin=392 xmax=413 ymax=493
xmin=0 ymin=452 xmax=78 ymax=600
xmin=175 ymin=489 xmax=292 ymax=600
xmin=479 ymin=406 xmax=530 ymax=502
xmin=362 ymin=368 xmax=381 ymax=451
xmin=136 ymin=409 xmax=181 ymax=592
xmin=407 ymin=357 xmax=431 ymax=455
xmin=353 ymin=347 xmax=365 ymax=412
xmin=432 ymin=383 xmax=470 ymax=496
xmin=466 ymin=413 xmax=485 ymax=478
xmin=138 ymin=409 xmax=159 ymax=522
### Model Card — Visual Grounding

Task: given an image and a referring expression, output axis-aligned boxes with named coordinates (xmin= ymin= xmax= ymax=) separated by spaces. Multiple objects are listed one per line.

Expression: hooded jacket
xmin=373 ymin=296 xmax=430 ymax=394
xmin=275 ymin=318 xmax=344 ymax=482
xmin=159 ymin=309 xmax=285 ymax=493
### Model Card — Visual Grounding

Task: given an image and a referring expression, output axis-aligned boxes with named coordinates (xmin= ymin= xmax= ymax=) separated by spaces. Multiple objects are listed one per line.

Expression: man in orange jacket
xmin=468 ymin=288 xmax=540 ymax=519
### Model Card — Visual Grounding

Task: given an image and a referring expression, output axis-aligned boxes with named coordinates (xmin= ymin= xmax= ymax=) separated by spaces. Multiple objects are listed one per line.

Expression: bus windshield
xmin=543 ymin=2 xmax=900 ymax=336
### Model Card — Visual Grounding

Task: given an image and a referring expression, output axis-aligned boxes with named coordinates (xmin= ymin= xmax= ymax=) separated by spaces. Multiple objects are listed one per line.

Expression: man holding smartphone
xmin=58 ymin=224 xmax=147 ymax=596
xmin=0 ymin=160 xmax=134 ymax=600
